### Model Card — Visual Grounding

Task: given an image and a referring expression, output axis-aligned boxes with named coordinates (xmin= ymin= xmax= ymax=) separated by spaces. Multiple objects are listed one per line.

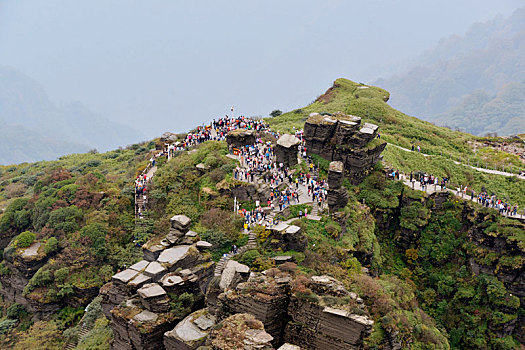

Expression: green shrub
xmin=0 ymin=319 xmax=17 ymax=335
xmin=44 ymin=237 xmax=59 ymax=254
xmin=15 ymin=231 xmax=36 ymax=248
xmin=54 ymin=267 xmax=69 ymax=284
xmin=6 ymin=303 xmax=26 ymax=320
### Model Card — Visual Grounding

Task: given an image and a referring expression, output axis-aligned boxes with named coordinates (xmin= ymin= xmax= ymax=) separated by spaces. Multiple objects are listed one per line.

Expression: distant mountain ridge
xmin=374 ymin=6 xmax=525 ymax=136
xmin=0 ymin=66 xmax=144 ymax=164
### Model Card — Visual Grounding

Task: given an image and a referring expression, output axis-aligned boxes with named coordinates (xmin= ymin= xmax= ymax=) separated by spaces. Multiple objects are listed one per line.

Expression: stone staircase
xmin=214 ymin=231 xmax=257 ymax=277
xmin=63 ymin=310 xmax=93 ymax=350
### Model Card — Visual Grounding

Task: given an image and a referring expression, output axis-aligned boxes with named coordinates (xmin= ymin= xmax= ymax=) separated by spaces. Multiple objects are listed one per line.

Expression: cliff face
xmin=303 ymin=112 xmax=385 ymax=185
xmin=364 ymin=181 xmax=525 ymax=346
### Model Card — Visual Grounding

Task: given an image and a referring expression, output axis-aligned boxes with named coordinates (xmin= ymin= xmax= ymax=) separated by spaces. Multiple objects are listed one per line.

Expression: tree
xmin=270 ymin=109 xmax=282 ymax=118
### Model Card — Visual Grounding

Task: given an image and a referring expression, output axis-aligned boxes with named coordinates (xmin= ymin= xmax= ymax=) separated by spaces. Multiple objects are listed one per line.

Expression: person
xmin=233 ymin=245 xmax=238 ymax=254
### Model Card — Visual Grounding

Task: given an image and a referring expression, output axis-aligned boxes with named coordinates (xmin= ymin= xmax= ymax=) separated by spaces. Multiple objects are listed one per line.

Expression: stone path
xmin=213 ymin=231 xmax=257 ymax=276
xmin=63 ymin=301 xmax=95 ymax=350
xmin=398 ymin=174 xmax=525 ymax=221
xmin=387 ymin=143 xmax=525 ymax=180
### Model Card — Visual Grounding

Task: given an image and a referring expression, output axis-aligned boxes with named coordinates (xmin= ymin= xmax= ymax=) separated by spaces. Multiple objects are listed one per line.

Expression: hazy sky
xmin=1 ymin=0 xmax=524 ymax=137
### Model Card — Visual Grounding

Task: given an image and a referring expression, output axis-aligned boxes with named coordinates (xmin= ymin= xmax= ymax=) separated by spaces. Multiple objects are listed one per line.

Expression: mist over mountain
xmin=0 ymin=66 xmax=144 ymax=164
xmin=374 ymin=6 xmax=525 ymax=136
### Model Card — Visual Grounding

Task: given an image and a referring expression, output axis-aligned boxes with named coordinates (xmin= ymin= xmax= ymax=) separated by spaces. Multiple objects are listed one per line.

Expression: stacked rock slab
xmin=164 ymin=308 xmax=217 ymax=349
xmin=101 ymin=214 xmax=216 ymax=350
xmin=217 ymin=273 xmax=291 ymax=345
xmin=327 ymin=161 xmax=348 ymax=211
xmin=275 ymin=134 xmax=301 ymax=167
xmin=303 ymin=112 xmax=386 ymax=185
xmin=267 ymin=223 xmax=307 ymax=252
xmin=284 ymin=275 xmax=373 ymax=350
xmin=143 ymin=215 xmax=194 ymax=261
xmin=226 ymin=129 xmax=256 ymax=149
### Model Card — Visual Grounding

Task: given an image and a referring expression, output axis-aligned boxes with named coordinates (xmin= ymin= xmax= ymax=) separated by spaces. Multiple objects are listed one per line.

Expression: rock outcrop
xmin=327 ymin=161 xmax=348 ymax=211
xmin=303 ymin=112 xmax=385 ymax=184
xmin=226 ymin=129 xmax=256 ymax=149
xmin=100 ymin=215 xmax=217 ymax=350
xmin=205 ymin=313 xmax=274 ymax=350
xmin=265 ymin=223 xmax=307 ymax=252
xmin=214 ymin=264 xmax=373 ymax=350
xmin=275 ymin=134 xmax=300 ymax=168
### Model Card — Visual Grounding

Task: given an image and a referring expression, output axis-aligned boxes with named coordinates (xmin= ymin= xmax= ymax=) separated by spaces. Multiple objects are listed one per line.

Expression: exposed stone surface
xmin=275 ymin=134 xmax=300 ymax=167
xmin=265 ymin=224 xmax=307 ymax=252
xmin=205 ymin=313 xmax=274 ymax=350
xmin=304 ymin=112 xmax=385 ymax=185
xmin=278 ymin=344 xmax=302 ymax=350
xmin=164 ymin=309 xmax=216 ymax=349
xmin=226 ymin=129 xmax=256 ymax=148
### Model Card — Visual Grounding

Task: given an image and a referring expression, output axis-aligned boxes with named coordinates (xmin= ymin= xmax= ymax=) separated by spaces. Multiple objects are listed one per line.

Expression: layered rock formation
xmin=275 ymin=134 xmax=300 ymax=167
xmin=304 ymin=112 xmax=386 ymax=184
xmin=264 ymin=223 xmax=307 ymax=253
xmin=327 ymin=161 xmax=348 ymax=211
xmin=214 ymin=265 xmax=373 ymax=350
xmin=100 ymin=215 xmax=216 ymax=350
xmin=226 ymin=129 xmax=256 ymax=149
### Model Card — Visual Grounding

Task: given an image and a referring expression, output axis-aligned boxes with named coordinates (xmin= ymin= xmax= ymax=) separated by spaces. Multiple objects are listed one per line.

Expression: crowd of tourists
xmin=477 ymin=191 xmax=519 ymax=216
xmin=405 ymin=171 xmax=521 ymax=217
xmin=233 ymin=135 xmax=327 ymax=229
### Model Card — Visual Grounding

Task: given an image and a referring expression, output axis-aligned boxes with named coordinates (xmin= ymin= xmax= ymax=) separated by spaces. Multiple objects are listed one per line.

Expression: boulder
xmin=275 ymin=134 xmax=301 ymax=167
xmin=171 ymin=215 xmax=192 ymax=232
xmin=226 ymin=129 xmax=256 ymax=148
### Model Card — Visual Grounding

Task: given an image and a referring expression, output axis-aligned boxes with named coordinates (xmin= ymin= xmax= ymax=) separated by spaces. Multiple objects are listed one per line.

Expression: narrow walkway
xmin=387 ymin=143 xmax=525 ymax=180
xmin=398 ymin=175 xmax=525 ymax=221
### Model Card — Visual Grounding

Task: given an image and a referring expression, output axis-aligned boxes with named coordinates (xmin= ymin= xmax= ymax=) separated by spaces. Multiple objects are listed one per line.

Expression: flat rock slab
xmin=137 ymin=283 xmax=166 ymax=299
xmin=129 ymin=273 xmax=152 ymax=288
xmin=277 ymin=134 xmax=300 ymax=148
xmin=22 ymin=242 xmax=41 ymax=258
xmin=129 ymin=260 xmax=149 ymax=272
xmin=272 ymin=256 xmax=293 ymax=264
xmin=133 ymin=310 xmax=158 ymax=322
xmin=307 ymin=215 xmax=321 ymax=221
xmin=161 ymin=274 xmax=183 ymax=288
xmin=144 ymin=261 xmax=166 ymax=277
xmin=112 ymin=269 xmax=140 ymax=284
xmin=194 ymin=314 xmax=216 ymax=331
xmin=185 ymin=230 xmax=198 ymax=237
xmin=245 ymin=329 xmax=273 ymax=344
xmin=285 ymin=225 xmax=301 ymax=234
xmin=196 ymin=241 xmax=212 ymax=249
xmin=272 ymin=223 xmax=289 ymax=232
xmin=157 ymin=245 xmax=191 ymax=265
xmin=220 ymin=260 xmax=250 ymax=290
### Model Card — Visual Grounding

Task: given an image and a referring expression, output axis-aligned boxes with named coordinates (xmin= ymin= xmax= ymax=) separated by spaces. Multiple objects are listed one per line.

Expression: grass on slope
xmin=383 ymin=145 xmax=525 ymax=208
xmin=267 ymin=78 xmax=523 ymax=174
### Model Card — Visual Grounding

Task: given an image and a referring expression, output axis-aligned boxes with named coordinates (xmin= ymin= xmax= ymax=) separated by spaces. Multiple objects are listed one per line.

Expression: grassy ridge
xmin=267 ymin=78 xmax=524 ymax=206
xmin=267 ymin=78 xmax=524 ymax=174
